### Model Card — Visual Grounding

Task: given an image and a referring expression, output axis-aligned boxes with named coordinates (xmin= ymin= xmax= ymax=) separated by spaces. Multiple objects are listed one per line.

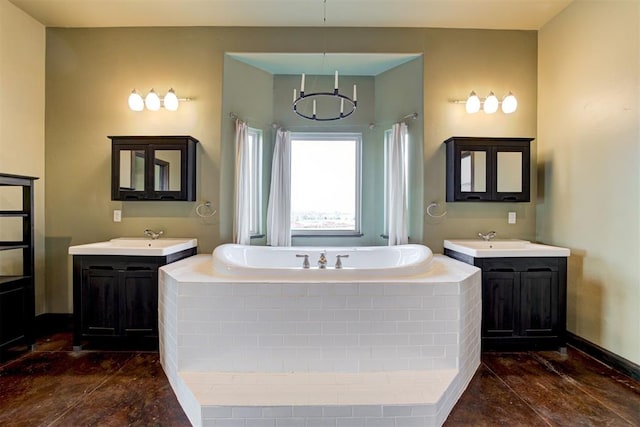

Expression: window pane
xmin=290 ymin=136 xmax=358 ymax=231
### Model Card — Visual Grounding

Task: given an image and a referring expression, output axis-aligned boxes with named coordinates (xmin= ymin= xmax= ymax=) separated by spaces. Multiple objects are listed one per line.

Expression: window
xmin=290 ymin=133 xmax=361 ymax=235
xmin=247 ymin=127 xmax=263 ymax=235
xmin=383 ymin=127 xmax=409 ymax=235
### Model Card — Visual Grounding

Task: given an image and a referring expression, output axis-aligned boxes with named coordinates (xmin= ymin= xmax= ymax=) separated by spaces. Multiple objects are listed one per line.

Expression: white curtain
xmin=266 ymin=129 xmax=292 ymax=246
xmin=233 ymin=119 xmax=251 ymax=245
xmin=387 ymin=122 xmax=409 ymax=246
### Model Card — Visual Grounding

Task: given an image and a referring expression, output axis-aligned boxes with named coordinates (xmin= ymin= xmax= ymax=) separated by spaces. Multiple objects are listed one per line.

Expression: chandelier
xmin=292 ymin=71 xmax=357 ymax=121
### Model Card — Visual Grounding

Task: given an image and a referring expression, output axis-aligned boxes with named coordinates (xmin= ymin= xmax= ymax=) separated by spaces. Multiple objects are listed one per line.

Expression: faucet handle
xmin=296 ymin=254 xmax=310 ymax=269
xmin=478 ymin=231 xmax=497 ymax=241
xmin=335 ymin=254 xmax=349 ymax=269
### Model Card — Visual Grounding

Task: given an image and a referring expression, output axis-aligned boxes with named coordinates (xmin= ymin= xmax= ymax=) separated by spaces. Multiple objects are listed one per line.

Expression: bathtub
xmin=159 ymin=249 xmax=481 ymax=426
xmin=212 ymin=243 xmax=434 ymax=280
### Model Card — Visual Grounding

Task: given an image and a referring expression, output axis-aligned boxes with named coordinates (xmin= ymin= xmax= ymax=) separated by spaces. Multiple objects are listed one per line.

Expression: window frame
xmin=289 ymin=132 xmax=362 ymax=237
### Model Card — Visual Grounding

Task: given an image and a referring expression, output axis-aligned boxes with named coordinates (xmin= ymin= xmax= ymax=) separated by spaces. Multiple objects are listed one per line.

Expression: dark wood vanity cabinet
xmin=0 ymin=173 xmax=37 ymax=358
xmin=72 ymin=248 xmax=196 ymax=348
xmin=110 ymin=135 xmax=198 ymax=201
xmin=444 ymin=136 xmax=533 ymax=202
xmin=445 ymin=250 xmax=567 ymax=351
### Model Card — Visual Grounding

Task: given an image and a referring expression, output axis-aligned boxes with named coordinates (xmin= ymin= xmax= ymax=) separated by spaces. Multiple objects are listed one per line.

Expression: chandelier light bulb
xmin=145 ymin=89 xmax=161 ymax=111
xmin=501 ymin=92 xmax=518 ymax=114
xmin=465 ymin=91 xmax=481 ymax=114
xmin=163 ymin=88 xmax=179 ymax=111
xmin=483 ymin=92 xmax=499 ymax=114
xmin=128 ymin=89 xmax=144 ymax=111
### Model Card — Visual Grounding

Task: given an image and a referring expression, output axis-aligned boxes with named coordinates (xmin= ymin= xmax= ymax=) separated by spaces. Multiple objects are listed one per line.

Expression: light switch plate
xmin=113 ymin=209 xmax=122 ymax=222
xmin=508 ymin=211 xmax=516 ymax=224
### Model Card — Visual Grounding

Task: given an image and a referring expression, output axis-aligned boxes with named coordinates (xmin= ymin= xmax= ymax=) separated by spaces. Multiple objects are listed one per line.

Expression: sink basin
xmin=444 ymin=239 xmax=570 ymax=258
xmin=68 ymin=238 xmax=197 ymax=256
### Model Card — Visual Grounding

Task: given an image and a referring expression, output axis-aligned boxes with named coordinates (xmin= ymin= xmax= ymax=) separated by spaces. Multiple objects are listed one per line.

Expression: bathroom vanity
xmin=444 ymin=239 xmax=569 ymax=351
xmin=69 ymin=238 xmax=197 ymax=349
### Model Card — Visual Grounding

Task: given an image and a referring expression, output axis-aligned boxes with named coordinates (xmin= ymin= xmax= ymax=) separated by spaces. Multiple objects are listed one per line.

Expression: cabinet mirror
xmin=460 ymin=151 xmax=487 ymax=193
xmin=153 ymin=150 xmax=182 ymax=192
xmin=496 ymin=151 xmax=522 ymax=193
xmin=119 ymin=150 xmax=145 ymax=191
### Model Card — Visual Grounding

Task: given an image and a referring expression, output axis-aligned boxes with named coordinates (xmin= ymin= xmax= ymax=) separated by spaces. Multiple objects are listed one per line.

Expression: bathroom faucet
xmin=296 ymin=254 xmax=310 ymax=269
xmin=335 ymin=254 xmax=349 ymax=269
xmin=478 ymin=231 xmax=497 ymax=241
xmin=317 ymin=251 xmax=328 ymax=269
xmin=144 ymin=229 xmax=164 ymax=240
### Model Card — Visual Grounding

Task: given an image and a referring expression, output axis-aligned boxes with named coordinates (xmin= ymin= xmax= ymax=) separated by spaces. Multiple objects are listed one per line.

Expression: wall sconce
xmin=127 ymin=88 xmax=191 ymax=112
xmin=452 ymin=91 xmax=518 ymax=114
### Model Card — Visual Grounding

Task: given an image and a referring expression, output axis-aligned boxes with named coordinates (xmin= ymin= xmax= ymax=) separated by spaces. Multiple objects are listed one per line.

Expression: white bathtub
xmin=212 ymin=243 xmax=434 ymax=280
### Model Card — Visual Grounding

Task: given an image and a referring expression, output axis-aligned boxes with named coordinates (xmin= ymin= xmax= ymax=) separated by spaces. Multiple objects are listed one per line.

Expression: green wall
xmin=45 ymin=26 xmax=537 ymax=313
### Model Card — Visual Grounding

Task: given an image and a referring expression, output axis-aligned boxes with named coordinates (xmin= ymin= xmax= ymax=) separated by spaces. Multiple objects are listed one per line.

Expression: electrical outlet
xmin=508 ymin=211 xmax=516 ymax=224
xmin=113 ymin=209 xmax=122 ymax=222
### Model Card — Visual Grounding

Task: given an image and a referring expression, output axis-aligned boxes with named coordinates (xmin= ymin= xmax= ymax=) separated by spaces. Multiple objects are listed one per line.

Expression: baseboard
xmin=567 ymin=331 xmax=640 ymax=382
xmin=34 ymin=313 xmax=73 ymax=336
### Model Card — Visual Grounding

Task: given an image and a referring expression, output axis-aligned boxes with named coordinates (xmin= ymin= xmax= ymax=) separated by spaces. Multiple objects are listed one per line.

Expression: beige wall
xmin=538 ymin=1 xmax=640 ymax=364
xmin=45 ymin=27 xmax=537 ymax=313
xmin=0 ymin=0 xmax=45 ymax=313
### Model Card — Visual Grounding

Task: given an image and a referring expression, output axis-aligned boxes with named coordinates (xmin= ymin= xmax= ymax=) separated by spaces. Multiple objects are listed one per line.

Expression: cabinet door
xmin=81 ymin=268 xmax=118 ymax=335
xmin=0 ymin=282 xmax=26 ymax=348
xmin=520 ymin=271 xmax=558 ymax=336
xmin=482 ymin=272 xmax=520 ymax=337
xmin=492 ymin=144 xmax=530 ymax=202
xmin=119 ymin=269 xmax=158 ymax=336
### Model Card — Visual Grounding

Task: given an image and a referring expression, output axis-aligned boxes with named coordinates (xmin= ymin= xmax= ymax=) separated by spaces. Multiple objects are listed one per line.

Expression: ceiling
xmin=10 ymin=0 xmax=572 ymax=30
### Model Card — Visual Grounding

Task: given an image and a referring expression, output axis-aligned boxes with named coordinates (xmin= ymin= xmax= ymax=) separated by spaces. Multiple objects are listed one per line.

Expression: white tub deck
xmin=159 ymin=254 xmax=481 ymax=426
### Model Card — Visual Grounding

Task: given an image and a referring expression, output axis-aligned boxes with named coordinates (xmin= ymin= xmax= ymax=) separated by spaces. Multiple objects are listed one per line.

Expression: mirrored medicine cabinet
xmin=110 ymin=136 xmax=198 ymax=201
xmin=444 ymin=136 xmax=533 ymax=202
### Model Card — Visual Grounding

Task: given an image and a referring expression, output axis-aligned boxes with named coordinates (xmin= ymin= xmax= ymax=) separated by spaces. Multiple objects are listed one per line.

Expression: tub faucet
xmin=144 ymin=229 xmax=164 ymax=240
xmin=296 ymin=254 xmax=310 ymax=269
xmin=335 ymin=254 xmax=349 ymax=269
xmin=318 ymin=252 xmax=328 ymax=269
xmin=478 ymin=231 xmax=497 ymax=241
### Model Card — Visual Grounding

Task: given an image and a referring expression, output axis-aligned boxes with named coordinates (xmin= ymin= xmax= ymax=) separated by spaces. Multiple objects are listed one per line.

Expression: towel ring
xmin=426 ymin=202 xmax=447 ymax=218
xmin=196 ymin=201 xmax=217 ymax=218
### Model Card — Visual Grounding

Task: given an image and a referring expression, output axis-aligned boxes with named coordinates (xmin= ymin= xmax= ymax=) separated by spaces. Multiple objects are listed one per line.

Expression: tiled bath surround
xmin=159 ymin=254 xmax=481 ymax=426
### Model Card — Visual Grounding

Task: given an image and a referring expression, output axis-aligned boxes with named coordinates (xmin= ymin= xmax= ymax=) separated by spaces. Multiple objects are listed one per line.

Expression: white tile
xmin=346 ymin=296 xmax=372 ymax=309
xmin=262 ymin=406 xmax=293 ymax=418
xmin=232 ymin=406 xmax=263 ymax=418
xmin=276 ymin=419 xmax=306 ymax=427
xmin=321 ymin=296 xmax=347 ymax=308
xmin=352 ymin=405 xmax=382 ymax=417
xmin=338 ymin=418 xmax=366 ymax=427
xmin=333 ymin=310 xmax=359 ymax=321
xmin=246 ymin=420 xmax=276 ymax=427
xmin=322 ymin=406 xmax=353 ymax=417
xmin=382 ymin=405 xmax=413 ymax=416
xmin=359 ymin=310 xmax=385 ymax=321
xmin=306 ymin=418 xmax=337 ymax=427
xmin=292 ymin=406 xmax=323 ymax=417
xmin=202 ymin=406 xmax=232 ymax=418
xmin=383 ymin=310 xmax=410 ymax=321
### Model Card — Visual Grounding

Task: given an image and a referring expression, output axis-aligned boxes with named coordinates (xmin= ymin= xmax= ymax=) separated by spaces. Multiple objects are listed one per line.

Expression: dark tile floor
xmin=1 ymin=333 xmax=639 ymax=426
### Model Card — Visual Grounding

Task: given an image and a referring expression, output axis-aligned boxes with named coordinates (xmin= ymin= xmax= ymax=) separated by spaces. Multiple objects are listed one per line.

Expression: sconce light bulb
xmin=145 ymin=89 xmax=161 ymax=111
xmin=128 ymin=89 xmax=144 ymax=111
xmin=163 ymin=88 xmax=179 ymax=111
xmin=465 ymin=91 xmax=481 ymax=114
xmin=501 ymin=92 xmax=518 ymax=114
xmin=483 ymin=92 xmax=499 ymax=114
